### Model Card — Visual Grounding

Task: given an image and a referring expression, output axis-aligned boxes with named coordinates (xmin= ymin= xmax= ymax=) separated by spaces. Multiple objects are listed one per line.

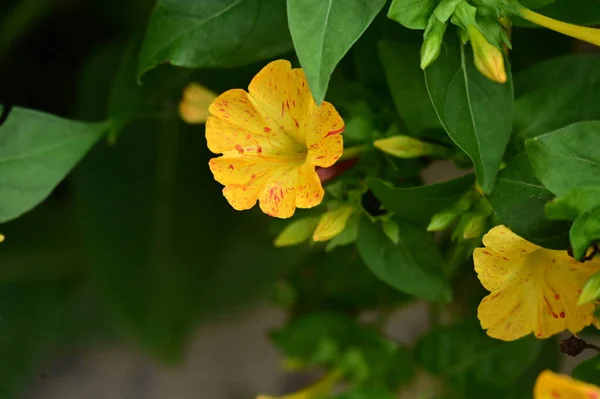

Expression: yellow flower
xmin=206 ymin=60 xmax=345 ymax=219
xmin=534 ymin=370 xmax=600 ymax=399
xmin=468 ymin=26 xmax=507 ymax=84
xmin=313 ymin=206 xmax=354 ymax=242
xmin=179 ymin=83 xmax=217 ymax=124
xmin=474 ymin=225 xmax=600 ymax=341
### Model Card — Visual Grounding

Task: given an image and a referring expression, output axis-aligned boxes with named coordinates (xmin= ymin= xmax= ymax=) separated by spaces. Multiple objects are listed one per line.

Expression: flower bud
xmin=313 ymin=206 xmax=354 ymax=242
xmin=462 ymin=213 xmax=487 ymax=239
xmin=0 ymin=234 xmax=4 ymax=243
xmin=578 ymin=271 xmax=600 ymax=305
xmin=382 ymin=219 xmax=400 ymax=244
xmin=179 ymin=83 xmax=217 ymax=124
xmin=374 ymin=135 xmax=440 ymax=159
xmin=427 ymin=210 xmax=459 ymax=232
xmin=421 ymin=16 xmax=447 ymax=70
xmin=274 ymin=217 xmax=319 ymax=247
xmin=467 ymin=25 xmax=507 ymax=83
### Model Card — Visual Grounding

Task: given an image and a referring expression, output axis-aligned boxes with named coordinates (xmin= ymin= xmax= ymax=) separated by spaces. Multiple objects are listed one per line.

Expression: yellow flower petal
xmin=179 ymin=83 xmax=217 ymax=124
xmin=205 ymin=60 xmax=345 ymax=218
xmin=534 ymin=370 xmax=600 ymax=399
xmin=313 ymin=206 xmax=354 ymax=242
xmin=475 ymin=225 xmax=600 ymax=341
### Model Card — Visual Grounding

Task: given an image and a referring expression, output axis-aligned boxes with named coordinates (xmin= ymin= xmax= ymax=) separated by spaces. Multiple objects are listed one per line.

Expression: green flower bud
xmin=421 ymin=15 xmax=448 ymax=69
xmin=427 ymin=210 xmax=460 ymax=232
xmin=462 ymin=213 xmax=487 ymax=239
xmin=578 ymin=271 xmax=600 ymax=305
xmin=274 ymin=217 xmax=319 ymax=247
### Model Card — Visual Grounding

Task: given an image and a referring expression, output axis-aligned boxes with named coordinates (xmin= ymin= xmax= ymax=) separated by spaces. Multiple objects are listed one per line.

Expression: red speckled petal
xmin=258 ymin=167 xmax=298 ymax=219
xmin=295 ymin=163 xmax=324 ymax=209
xmin=534 ymin=370 xmax=600 ymax=399
xmin=206 ymin=89 xmax=300 ymax=156
xmin=248 ymin=60 xmax=314 ymax=145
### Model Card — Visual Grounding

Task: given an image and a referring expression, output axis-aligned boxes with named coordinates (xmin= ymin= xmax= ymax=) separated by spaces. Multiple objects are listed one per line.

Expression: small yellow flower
xmin=313 ymin=206 xmax=354 ymax=242
xmin=474 ymin=225 xmax=600 ymax=341
xmin=468 ymin=26 xmax=507 ymax=84
xmin=206 ymin=60 xmax=345 ymax=219
xmin=179 ymin=83 xmax=217 ymax=124
xmin=534 ymin=370 xmax=600 ymax=399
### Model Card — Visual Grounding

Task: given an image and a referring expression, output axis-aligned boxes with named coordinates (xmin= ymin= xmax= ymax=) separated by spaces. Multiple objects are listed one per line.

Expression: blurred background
xmin=0 ymin=0 xmax=597 ymax=398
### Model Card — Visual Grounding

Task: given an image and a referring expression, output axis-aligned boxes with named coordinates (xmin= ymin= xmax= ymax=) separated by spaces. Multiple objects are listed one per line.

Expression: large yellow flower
xmin=474 ymin=225 xmax=600 ymax=341
xmin=534 ymin=370 xmax=600 ymax=399
xmin=206 ymin=60 xmax=344 ymax=219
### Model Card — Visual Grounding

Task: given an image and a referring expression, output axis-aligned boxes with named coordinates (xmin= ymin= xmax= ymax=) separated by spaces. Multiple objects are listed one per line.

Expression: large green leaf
xmin=0 ymin=107 xmax=108 ymax=223
xmin=526 ymin=121 xmax=600 ymax=197
xmin=137 ymin=0 xmax=293 ymax=79
xmin=387 ymin=0 xmax=438 ymax=29
xmin=271 ymin=312 xmax=415 ymax=389
xmin=513 ymin=54 xmax=600 ymax=148
xmin=573 ymin=355 xmax=600 ymax=386
xmin=488 ymin=153 xmax=570 ymax=249
xmin=378 ymin=40 xmax=442 ymax=136
xmin=546 ymin=187 xmax=600 ymax=221
xmin=72 ymin=120 xmax=305 ymax=361
xmin=287 ymin=0 xmax=386 ymax=104
xmin=416 ymin=320 xmax=542 ymax=396
xmin=356 ymin=217 xmax=452 ymax=301
xmin=368 ymin=174 xmax=475 ymax=225
xmin=425 ymin=40 xmax=513 ymax=194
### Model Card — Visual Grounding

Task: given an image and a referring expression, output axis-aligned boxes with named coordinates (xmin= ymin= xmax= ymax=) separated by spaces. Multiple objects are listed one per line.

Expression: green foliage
xmin=4 ymin=0 xmax=600 ymax=396
xmin=367 ymin=175 xmax=475 ymax=226
xmin=0 ymin=107 xmax=109 ymax=223
xmin=287 ymin=0 xmax=386 ymax=104
xmin=387 ymin=0 xmax=438 ymax=29
xmin=526 ymin=121 xmax=600 ymax=197
xmin=378 ymin=40 xmax=443 ymax=135
xmin=357 ymin=217 xmax=452 ymax=301
xmin=488 ymin=153 xmax=570 ymax=249
xmin=271 ymin=312 xmax=415 ymax=390
xmin=425 ymin=40 xmax=513 ymax=194
xmin=513 ymin=54 xmax=600 ymax=148
xmin=416 ymin=320 xmax=543 ymax=396
xmin=138 ymin=0 xmax=293 ymax=79
xmin=573 ymin=355 xmax=600 ymax=386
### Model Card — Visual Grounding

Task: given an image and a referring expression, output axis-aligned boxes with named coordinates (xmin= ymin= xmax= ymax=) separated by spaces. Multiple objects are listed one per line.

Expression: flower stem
xmin=517 ymin=6 xmax=600 ymax=47
xmin=339 ymin=145 xmax=367 ymax=161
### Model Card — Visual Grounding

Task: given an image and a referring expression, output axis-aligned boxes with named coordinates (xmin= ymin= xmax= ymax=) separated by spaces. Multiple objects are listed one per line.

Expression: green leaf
xmin=513 ymin=54 xmax=600 ymax=148
xmin=573 ymin=355 xmax=600 ymax=386
xmin=570 ymin=205 xmax=600 ymax=260
xmin=425 ymin=40 xmax=513 ymax=194
xmin=378 ymin=40 xmax=442 ymax=136
xmin=72 ymin=120 xmax=305 ymax=361
xmin=387 ymin=0 xmax=438 ymax=29
xmin=526 ymin=121 xmax=600 ymax=197
xmin=546 ymin=187 xmax=600 ymax=221
xmin=0 ymin=107 xmax=108 ymax=223
xmin=137 ymin=0 xmax=293 ymax=79
xmin=356 ymin=217 xmax=452 ymax=301
xmin=271 ymin=312 xmax=415 ymax=389
xmin=368 ymin=174 xmax=475 ymax=225
xmin=488 ymin=153 xmax=570 ymax=249
xmin=416 ymin=320 xmax=542 ymax=395
xmin=287 ymin=0 xmax=387 ymax=104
